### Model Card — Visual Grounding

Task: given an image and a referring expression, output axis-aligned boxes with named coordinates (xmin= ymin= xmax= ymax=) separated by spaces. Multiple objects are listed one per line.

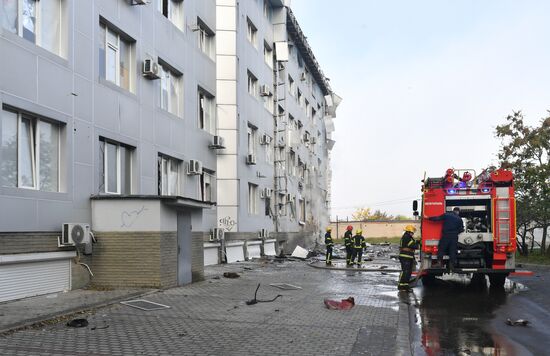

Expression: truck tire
xmin=422 ymin=274 xmax=437 ymax=287
xmin=488 ymin=274 xmax=507 ymax=289
xmin=471 ymin=273 xmax=486 ymax=288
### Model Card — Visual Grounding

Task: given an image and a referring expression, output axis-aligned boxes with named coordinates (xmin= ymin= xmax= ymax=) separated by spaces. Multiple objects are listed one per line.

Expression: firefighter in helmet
xmin=343 ymin=225 xmax=354 ymax=266
xmin=398 ymin=225 xmax=420 ymax=290
xmin=325 ymin=227 xmax=333 ymax=265
xmin=351 ymin=229 xmax=367 ymax=266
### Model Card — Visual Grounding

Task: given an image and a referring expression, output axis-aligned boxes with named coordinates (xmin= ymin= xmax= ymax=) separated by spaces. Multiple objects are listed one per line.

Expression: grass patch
xmin=516 ymin=251 xmax=550 ymax=265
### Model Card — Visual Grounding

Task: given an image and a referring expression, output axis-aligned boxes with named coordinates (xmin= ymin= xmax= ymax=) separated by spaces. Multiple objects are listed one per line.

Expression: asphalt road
xmin=406 ymin=265 xmax=550 ymax=355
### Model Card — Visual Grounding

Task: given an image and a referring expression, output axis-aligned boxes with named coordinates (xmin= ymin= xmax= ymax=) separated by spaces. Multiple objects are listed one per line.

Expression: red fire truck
xmin=414 ymin=167 xmax=516 ymax=288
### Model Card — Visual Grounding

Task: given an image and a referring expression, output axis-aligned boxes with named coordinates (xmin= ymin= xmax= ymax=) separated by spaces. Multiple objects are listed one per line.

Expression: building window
xmin=278 ymin=193 xmax=286 ymax=216
xmin=288 ymin=75 xmax=295 ymax=97
xmin=265 ymin=196 xmax=272 ymax=217
xmin=265 ymin=136 xmax=273 ymax=164
xmin=159 ymin=61 xmax=183 ymax=116
xmin=247 ymin=124 xmax=257 ymax=155
xmin=248 ymin=183 xmax=258 ymax=214
xmin=247 ymin=70 xmax=258 ymax=98
xmin=158 ymin=154 xmax=180 ymax=196
xmin=305 ymin=100 xmax=310 ymax=118
xmin=0 ymin=0 xmax=65 ymax=56
xmin=264 ymin=42 xmax=273 ymax=68
xmin=263 ymin=0 xmax=272 ymax=19
xmin=198 ymin=89 xmax=215 ymax=134
xmin=99 ymin=138 xmax=132 ymax=195
xmin=0 ymin=107 xmax=60 ymax=192
xmin=157 ymin=0 xmax=184 ymax=30
xmin=200 ymin=171 xmax=214 ymax=202
xmin=197 ymin=19 xmax=214 ymax=58
xmin=246 ymin=18 xmax=257 ymax=48
xmin=299 ymin=198 xmax=306 ymax=223
xmin=263 ymin=93 xmax=274 ymax=114
xmin=288 ymin=150 xmax=296 ymax=176
xmin=99 ymin=22 xmax=134 ymax=91
xmin=297 ymin=89 xmax=303 ymax=107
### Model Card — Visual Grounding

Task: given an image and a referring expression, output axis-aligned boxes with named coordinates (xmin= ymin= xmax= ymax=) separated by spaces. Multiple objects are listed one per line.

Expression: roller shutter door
xmin=0 ymin=259 xmax=71 ymax=302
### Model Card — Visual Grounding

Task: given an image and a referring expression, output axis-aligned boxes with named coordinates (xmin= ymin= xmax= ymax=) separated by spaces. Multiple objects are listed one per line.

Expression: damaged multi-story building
xmin=0 ymin=0 xmax=339 ymax=303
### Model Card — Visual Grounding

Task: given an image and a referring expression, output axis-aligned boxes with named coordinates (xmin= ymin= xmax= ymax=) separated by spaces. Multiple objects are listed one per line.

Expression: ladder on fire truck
xmin=494 ymin=197 xmax=513 ymax=245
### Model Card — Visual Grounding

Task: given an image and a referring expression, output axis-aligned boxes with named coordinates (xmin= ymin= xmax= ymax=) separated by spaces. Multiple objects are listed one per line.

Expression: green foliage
xmin=351 ymin=207 xmax=412 ymax=221
xmin=496 ymin=112 xmax=550 ymax=253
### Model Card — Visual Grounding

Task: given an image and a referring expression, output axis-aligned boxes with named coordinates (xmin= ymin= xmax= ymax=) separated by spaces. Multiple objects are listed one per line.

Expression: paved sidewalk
xmin=0 ymin=288 xmax=153 ymax=334
xmin=0 ymin=259 xmax=409 ymax=355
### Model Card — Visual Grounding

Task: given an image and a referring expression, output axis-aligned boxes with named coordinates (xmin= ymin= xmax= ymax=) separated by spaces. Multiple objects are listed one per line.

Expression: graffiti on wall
xmin=218 ymin=216 xmax=237 ymax=232
xmin=121 ymin=206 xmax=148 ymax=228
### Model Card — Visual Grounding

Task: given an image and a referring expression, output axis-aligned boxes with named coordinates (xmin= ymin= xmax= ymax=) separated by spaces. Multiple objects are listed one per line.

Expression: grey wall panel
xmin=140 ymin=107 xmax=155 ymax=143
xmin=37 ymin=58 xmax=72 ymax=115
xmin=74 ymin=76 xmax=93 ymax=122
xmin=73 ymin=120 xmax=94 ymax=165
xmin=73 ymin=32 xmax=94 ymax=80
xmin=93 ymin=85 xmax=120 ymax=131
xmin=119 ymin=95 xmax=141 ymax=139
xmin=154 ymin=113 xmax=173 ymax=146
xmin=0 ymin=196 xmax=38 ymax=231
xmin=74 ymin=0 xmax=94 ymax=36
xmin=73 ymin=164 xmax=94 ymax=209
xmin=0 ymin=37 xmax=38 ymax=102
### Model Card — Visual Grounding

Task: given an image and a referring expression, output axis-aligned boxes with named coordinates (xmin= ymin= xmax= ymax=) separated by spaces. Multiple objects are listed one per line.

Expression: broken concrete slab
xmin=291 ymin=245 xmax=308 ymax=259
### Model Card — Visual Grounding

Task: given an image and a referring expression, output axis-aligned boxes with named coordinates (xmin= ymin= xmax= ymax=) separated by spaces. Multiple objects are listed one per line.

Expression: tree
xmin=351 ymin=207 xmax=412 ymax=221
xmin=496 ymin=112 xmax=550 ymax=254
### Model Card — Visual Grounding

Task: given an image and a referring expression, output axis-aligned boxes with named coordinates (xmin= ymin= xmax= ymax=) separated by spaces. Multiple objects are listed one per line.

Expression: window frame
xmin=157 ymin=0 xmax=184 ymax=31
xmin=101 ymin=138 xmax=132 ymax=195
xmin=248 ymin=182 xmax=258 ymax=215
xmin=247 ymin=70 xmax=258 ymax=98
xmin=100 ymin=22 xmax=134 ymax=92
xmin=198 ymin=89 xmax=216 ymax=134
xmin=263 ymin=41 xmax=273 ymax=69
xmin=1 ymin=107 xmax=61 ymax=192
xmin=158 ymin=154 xmax=181 ymax=196
xmin=246 ymin=18 xmax=257 ymax=48
xmin=197 ymin=18 xmax=215 ymax=58
xmin=247 ymin=124 xmax=257 ymax=156
xmin=158 ymin=60 xmax=183 ymax=117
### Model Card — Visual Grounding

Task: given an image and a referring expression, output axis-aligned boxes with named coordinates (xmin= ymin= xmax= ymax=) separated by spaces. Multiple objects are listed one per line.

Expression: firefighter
xmin=325 ymin=227 xmax=333 ymax=265
xmin=398 ymin=225 xmax=420 ymax=290
xmin=343 ymin=225 xmax=354 ymax=266
xmin=425 ymin=207 xmax=464 ymax=269
xmin=351 ymin=229 xmax=366 ymax=266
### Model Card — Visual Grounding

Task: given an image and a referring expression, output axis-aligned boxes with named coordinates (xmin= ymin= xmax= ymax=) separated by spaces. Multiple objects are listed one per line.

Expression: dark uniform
xmin=428 ymin=212 xmax=464 ymax=268
xmin=343 ymin=230 xmax=353 ymax=266
xmin=351 ymin=233 xmax=366 ymax=266
xmin=325 ymin=231 xmax=333 ymax=265
xmin=398 ymin=231 xmax=420 ymax=290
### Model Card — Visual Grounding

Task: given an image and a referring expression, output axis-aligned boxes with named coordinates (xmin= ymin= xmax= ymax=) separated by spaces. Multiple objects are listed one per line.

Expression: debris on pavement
xmin=269 ymin=283 xmax=302 ymax=290
xmin=246 ymin=283 xmax=283 ymax=305
xmin=324 ymin=297 xmax=355 ymax=310
xmin=223 ymin=272 xmax=240 ymax=278
xmin=291 ymin=245 xmax=309 ymax=259
xmin=506 ymin=318 xmax=529 ymax=326
xmin=120 ymin=299 xmax=171 ymax=311
xmin=66 ymin=318 xmax=89 ymax=328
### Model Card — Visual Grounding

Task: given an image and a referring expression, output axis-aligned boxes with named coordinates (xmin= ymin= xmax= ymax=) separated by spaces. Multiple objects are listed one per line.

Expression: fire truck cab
xmin=414 ymin=167 xmax=516 ymax=288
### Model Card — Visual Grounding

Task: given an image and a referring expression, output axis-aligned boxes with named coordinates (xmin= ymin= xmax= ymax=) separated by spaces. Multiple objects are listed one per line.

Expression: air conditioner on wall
xmin=260 ymin=85 xmax=272 ymax=97
xmin=261 ymin=188 xmax=272 ymax=199
xmin=260 ymin=134 xmax=271 ymax=145
xmin=209 ymin=135 xmax=225 ymax=149
xmin=246 ymin=154 xmax=257 ymax=165
xmin=59 ymin=223 xmax=91 ymax=247
xmin=210 ymin=228 xmax=225 ymax=241
xmin=142 ymin=59 xmax=160 ymax=79
xmin=259 ymin=229 xmax=269 ymax=238
xmin=188 ymin=160 xmax=203 ymax=175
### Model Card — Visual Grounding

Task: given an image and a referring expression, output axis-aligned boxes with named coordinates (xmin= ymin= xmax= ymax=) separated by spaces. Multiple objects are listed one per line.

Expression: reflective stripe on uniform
xmin=399 ymin=254 xmax=414 ymax=259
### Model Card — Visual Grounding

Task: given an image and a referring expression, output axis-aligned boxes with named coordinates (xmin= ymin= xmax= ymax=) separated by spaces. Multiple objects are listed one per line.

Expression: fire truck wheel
xmin=488 ymin=274 xmax=507 ymax=289
xmin=422 ymin=274 xmax=437 ymax=287
xmin=471 ymin=273 xmax=486 ymax=287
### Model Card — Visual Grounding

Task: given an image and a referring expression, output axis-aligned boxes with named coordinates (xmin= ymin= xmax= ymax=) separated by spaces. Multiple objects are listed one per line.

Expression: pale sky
xmin=291 ymin=0 xmax=550 ymax=220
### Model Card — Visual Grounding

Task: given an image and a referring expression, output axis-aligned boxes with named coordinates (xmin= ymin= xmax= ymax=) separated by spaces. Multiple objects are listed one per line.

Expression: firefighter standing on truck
xmin=351 ymin=229 xmax=366 ymax=266
xmin=425 ymin=207 xmax=464 ymax=269
xmin=398 ymin=225 xmax=420 ymax=290
xmin=325 ymin=227 xmax=333 ymax=265
xmin=343 ymin=225 xmax=354 ymax=266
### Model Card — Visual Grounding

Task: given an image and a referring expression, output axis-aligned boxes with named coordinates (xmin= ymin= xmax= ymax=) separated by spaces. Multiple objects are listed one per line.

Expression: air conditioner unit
xmin=261 ymin=188 xmax=272 ymax=199
xmin=210 ymin=228 xmax=225 ymax=241
xmin=285 ymin=193 xmax=292 ymax=201
xmin=209 ymin=135 xmax=225 ymax=149
xmin=298 ymin=181 xmax=304 ymax=189
xmin=303 ymin=132 xmax=310 ymax=142
xmin=246 ymin=154 xmax=257 ymax=165
xmin=310 ymin=137 xmax=317 ymax=144
xmin=260 ymin=134 xmax=271 ymax=145
xmin=259 ymin=85 xmax=272 ymax=97
xmin=300 ymin=72 xmax=307 ymax=81
xmin=259 ymin=229 xmax=269 ymax=238
xmin=59 ymin=223 xmax=91 ymax=247
xmin=142 ymin=59 xmax=160 ymax=79
xmin=187 ymin=159 xmax=203 ymax=175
